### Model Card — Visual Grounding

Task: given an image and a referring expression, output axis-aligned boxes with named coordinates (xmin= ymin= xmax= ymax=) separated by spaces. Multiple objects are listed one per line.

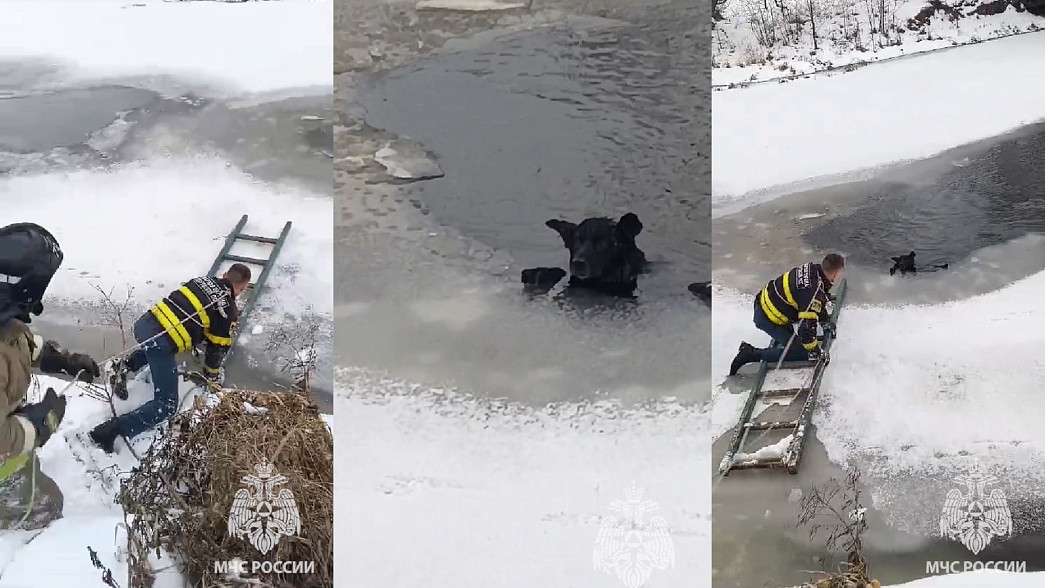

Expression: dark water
xmin=805 ymin=124 xmax=1045 ymax=269
xmin=712 ymin=428 xmax=1045 ymax=588
xmin=0 ymin=86 xmax=155 ymax=153
xmin=337 ymin=1 xmax=710 ymax=405
xmin=355 ymin=4 xmax=709 ymax=297
xmin=713 ymin=125 xmax=1045 ymax=306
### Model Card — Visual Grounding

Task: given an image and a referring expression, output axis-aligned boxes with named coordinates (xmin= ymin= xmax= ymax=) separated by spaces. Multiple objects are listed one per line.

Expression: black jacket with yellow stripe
xmin=757 ymin=262 xmax=832 ymax=351
xmin=147 ymin=276 xmax=238 ymax=374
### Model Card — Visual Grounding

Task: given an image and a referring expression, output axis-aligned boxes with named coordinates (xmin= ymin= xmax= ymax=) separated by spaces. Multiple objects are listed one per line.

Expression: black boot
xmin=729 ymin=342 xmax=761 ymax=376
xmin=88 ymin=420 xmax=121 ymax=454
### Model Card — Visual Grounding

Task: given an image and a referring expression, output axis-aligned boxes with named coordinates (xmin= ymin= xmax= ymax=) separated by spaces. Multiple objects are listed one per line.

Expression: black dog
xmin=889 ymin=251 xmax=949 ymax=276
xmin=688 ymin=281 xmax=711 ymax=306
xmin=522 ymin=213 xmax=647 ymax=297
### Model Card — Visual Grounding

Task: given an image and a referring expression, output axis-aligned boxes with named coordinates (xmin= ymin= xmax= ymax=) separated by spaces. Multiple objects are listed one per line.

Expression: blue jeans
xmin=753 ymin=299 xmax=809 ymax=364
xmin=114 ymin=313 xmax=179 ymax=439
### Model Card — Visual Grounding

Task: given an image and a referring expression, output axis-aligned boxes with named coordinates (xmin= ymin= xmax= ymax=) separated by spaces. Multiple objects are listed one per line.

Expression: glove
xmin=797 ymin=320 xmax=818 ymax=346
xmin=37 ymin=341 xmax=101 ymax=383
xmin=807 ymin=346 xmax=823 ymax=362
xmin=15 ymin=388 xmax=67 ymax=448
xmin=822 ymin=321 xmax=837 ymax=339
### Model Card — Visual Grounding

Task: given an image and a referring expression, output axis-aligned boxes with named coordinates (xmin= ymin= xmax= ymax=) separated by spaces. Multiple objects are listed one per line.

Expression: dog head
xmin=546 ymin=213 xmax=644 ymax=282
xmin=889 ymin=251 xmax=917 ymax=275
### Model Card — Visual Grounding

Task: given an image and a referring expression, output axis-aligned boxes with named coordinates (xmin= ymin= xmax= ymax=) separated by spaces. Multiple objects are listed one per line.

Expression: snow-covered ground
xmin=1 ymin=373 xmax=333 ymax=586
xmin=712 ymin=29 xmax=1045 ymax=214
xmin=0 ymin=0 xmax=332 ymax=98
xmin=0 ymin=374 xmax=195 ymax=586
xmin=891 ymin=570 xmax=1045 ymax=586
xmin=713 ymin=1 xmax=1042 ymax=87
xmin=337 ymin=367 xmax=709 ymax=588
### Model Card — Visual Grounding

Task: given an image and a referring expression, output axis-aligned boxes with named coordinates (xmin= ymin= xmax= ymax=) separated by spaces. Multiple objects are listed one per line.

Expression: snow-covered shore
xmin=714 ymin=1 xmax=1043 ymax=87
xmin=889 ymin=569 xmax=1045 ymax=586
xmin=336 ymin=367 xmax=709 ymax=587
xmin=712 ymin=30 xmax=1045 ymax=214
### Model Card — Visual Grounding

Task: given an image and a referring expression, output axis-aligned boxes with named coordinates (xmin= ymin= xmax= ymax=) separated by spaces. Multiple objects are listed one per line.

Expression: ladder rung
xmin=759 ymin=387 xmax=806 ymax=399
xmin=224 ymin=254 xmax=270 ymax=265
xmin=237 ymin=233 xmax=278 ymax=244
xmin=773 ymin=360 xmax=818 ymax=370
xmin=744 ymin=419 xmax=799 ymax=431
xmin=730 ymin=459 xmax=787 ymax=470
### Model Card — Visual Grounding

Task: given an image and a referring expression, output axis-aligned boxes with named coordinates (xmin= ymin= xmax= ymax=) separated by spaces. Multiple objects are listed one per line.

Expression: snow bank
xmin=0 ymin=0 xmax=332 ymax=97
xmin=713 ymin=5 xmax=1042 ymax=86
xmin=336 ymin=367 xmax=709 ymax=587
xmin=888 ymin=570 xmax=1045 ymax=586
xmin=1 ymin=156 xmax=333 ymax=328
xmin=814 ymin=270 xmax=1045 ymax=481
xmin=712 ymin=31 xmax=1045 ymax=212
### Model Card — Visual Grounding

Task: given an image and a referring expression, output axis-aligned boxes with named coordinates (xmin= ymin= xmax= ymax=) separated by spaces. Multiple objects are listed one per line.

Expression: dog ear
xmin=616 ymin=213 xmax=643 ymax=239
xmin=545 ymin=219 xmax=577 ymax=247
xmin=909 ymin=251 xmax=916 ymax=257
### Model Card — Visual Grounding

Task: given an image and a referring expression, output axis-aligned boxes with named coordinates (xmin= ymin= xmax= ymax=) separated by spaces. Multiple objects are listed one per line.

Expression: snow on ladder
xmin=718 ymin=278 xmax=847 ymax=476
xmin=207 ymin=214 xmax=292 ymax=354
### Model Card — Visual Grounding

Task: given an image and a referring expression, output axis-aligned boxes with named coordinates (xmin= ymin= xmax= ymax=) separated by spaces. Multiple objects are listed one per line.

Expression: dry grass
xmin=795 ymin=469 xmax=881 ymax=588
xmin=118 ymin=389 xmax=333 ymax=588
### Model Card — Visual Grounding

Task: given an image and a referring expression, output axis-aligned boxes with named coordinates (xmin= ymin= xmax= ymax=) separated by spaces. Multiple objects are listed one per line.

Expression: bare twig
xmin=117 ymin=391 xmax=332 ymax=587
xmin=261 ymin=311 xmax=321 ymax=394
xmin=797 ymin=469 xmax=874 ymax=586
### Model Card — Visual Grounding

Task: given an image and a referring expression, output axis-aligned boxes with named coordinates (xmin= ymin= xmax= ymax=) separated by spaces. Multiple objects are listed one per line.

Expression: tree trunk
xmin=808 ymin=0 xmax=818 ymax=50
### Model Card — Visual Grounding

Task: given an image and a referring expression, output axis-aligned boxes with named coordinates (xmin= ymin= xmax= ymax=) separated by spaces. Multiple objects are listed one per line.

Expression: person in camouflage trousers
xmin=0 ymin=223 xmax=100 ymax=530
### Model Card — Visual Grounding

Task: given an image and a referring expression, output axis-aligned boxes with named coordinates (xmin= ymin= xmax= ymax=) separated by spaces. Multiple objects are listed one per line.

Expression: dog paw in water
xmin=688 ymin=282 xmax=711 ymax=306
xmin=521 ymin=267 xmax=567 ymax=294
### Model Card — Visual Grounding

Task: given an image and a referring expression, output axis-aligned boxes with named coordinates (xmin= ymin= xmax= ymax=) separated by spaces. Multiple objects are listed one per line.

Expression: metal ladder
xmin=207 ymin=214 xmax=292 ymax=353
xmin=719 ymin=279 xmax=847 ymax=476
